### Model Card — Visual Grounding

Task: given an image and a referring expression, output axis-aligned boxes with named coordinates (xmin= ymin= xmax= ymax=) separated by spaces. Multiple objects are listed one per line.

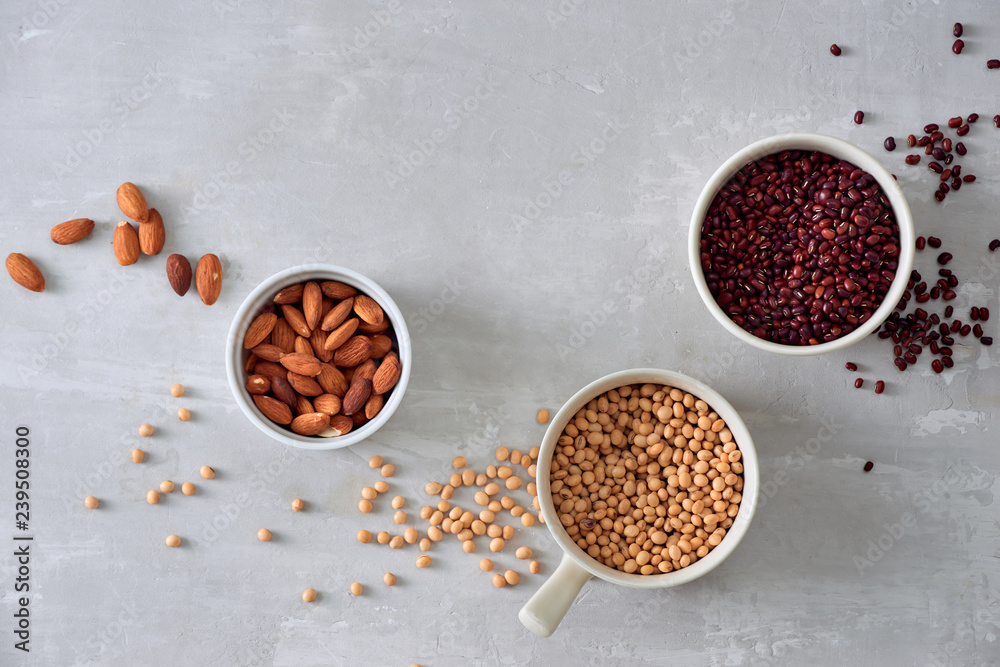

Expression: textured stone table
xmin=1 ymin=1 xmax=998 ymax=665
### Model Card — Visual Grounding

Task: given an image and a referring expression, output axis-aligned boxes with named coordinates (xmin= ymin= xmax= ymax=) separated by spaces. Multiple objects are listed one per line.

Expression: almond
xmin=271 ymin=318 xmax=296 ymax=353
xmin=323 ymin=317 xmax=360 ymax=352
xmin=50 ymin=218 xmax=95 ymax=245
xmin=294 ymin=395 xmax=315 ymax=416
xmin=273 ymin=283 xmax=304 ymax=304
xmin=279 ymin=352 xmax=322 ymax=377
xmin=354 ymin=359 xmax=377 ymax=383
xmin=117 ymin=182 xmax=149 ymax=223
xmin=341 ymin=378 xmax=372 ymax=416
xmin=334 ymin=335 xmax=374 ymax=368
xmin=313 ymin=394 xmax=342 ymax=416
xmin=310 ymin=328 xmax=333 ymax=363
xmin=253 ymin=360 xmax=288 ymax=381
xmin=113 ymin=221 xmax=140 ymax=266
xmin=327 ymin=414 xmax=354 ymax=436
xmin=351 ymin=411 xmax=369 ymax=427
xmin=354 ymin=294 xmax=384 ymax=326
xmin=5 ymin=253 xmax=45 ymax=292
xmin=293 ymin=336 xmax=314 ymax=356
xmin=370 ymin=334 xmax=392 ymax=358
xmin=287 ymin=371 xmax=323 ymax=397
xmin=316 ymin=363 xmax=349 ymax=397
xmin=280 ymin=304 xmax=311 ymax=338
xmin=290 ymin=412 xmax=330 ymax=436
xmin=244 ymin=352 xmax=259 ymax=374
xmin=253 ymin=395 xmax=293 ymax=425
xmin=303 ymin=281 xmax=323 ymax=330
xmin=195 ymin=253 xmax=223 ymax=305
xmin=251 ymin=343 xmax=285 ymax=362
xmin=166 ymin=254 xmax=192 ymax=296
xmin=358 ymin=318 xmax=391 ymax=334
xmin=372 ymin=352 xmax=402 ymax=395
xmin=321 ymin=297 xmax=354 ymax=331
xmin=270 ymin=375 xmax=298 ymax=407
xmin=245 ymin=374 xmax=271 ymax=395
xmin=244 ymin=312 xmax=278 ymax=349
xmin=320 ymin=280 xmax=358 ymax=300
xmin=138 ymin=208 xmax=165 ymax=255
xmin=365 ymin=393 xmax=385 ymax=420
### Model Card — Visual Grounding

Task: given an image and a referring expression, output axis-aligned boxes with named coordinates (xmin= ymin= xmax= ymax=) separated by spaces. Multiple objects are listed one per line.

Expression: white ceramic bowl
xmin=519 ymin=369 xmax=759 ymax=638
xmin=688 ymin=133 xmax=915 ymax=356
xmin=225 ymin=264 xmax=411 ymax=450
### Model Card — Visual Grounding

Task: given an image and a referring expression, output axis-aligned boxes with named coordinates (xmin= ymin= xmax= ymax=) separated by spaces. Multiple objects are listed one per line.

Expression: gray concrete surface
xmin=1 ymin=0 xmax=999 ymax=665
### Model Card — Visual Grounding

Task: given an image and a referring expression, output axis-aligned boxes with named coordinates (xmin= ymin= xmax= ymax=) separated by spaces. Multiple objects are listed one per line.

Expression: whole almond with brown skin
xmin=166 ymin=254 xmax=192 ymax=296
xmin=253 ymin=394 xmax=293 ymax=425
xmin=323 ymin=317 xmax=359 ymax=352
xmin=354 ymin=359 xmax=377 ymax=383
xmin=271 ymin=318 xmax=296 ymax=352
xmin=287 ymin=371 xmax=323 ymax=397
xmin=365 ymin=393 xmax=385 ymax=420
xmin=138 ymin=208 xmax=165 ymax=255
xmin=328 ymin=414 xmax=354 ymax=436
xmin=50 ymin=218 xmax=95 ymax=245
xmin=280 ymin=304 xmax=311 ymax=338
xmin=273 ymin=283 xmax=304 ymax=304
xmin=310 ymin=328 xmax=333 ymax=363
xmin=195 ymin=253 xmax=222 ymax=305
xmin=5 ymin=253 xmax=45 ymax=292
xmin=303 ymin=281 xmax=323 ymax=330
xmin=358 ymin=318 xmax=390 ymax=334
xmin=294 ymin=395 xmax=315 ymax=416
xmin=270 ymin=376 xmax=298 ymax=407
xmin=117 ymin=182 xmax=149 ymax=223
xmin=244 ymin=352 xmax=259 ymax=374
xmin=244 ymin=312 xmax=278 ymax=349
xmin=370 ymin=334 xmax=392 ymax=358
xmin=320 ymin=281 xmax=357 ymax=300
xmin=316 ymin=363 xmax=348 ymax=397
xmin=253 ymin=360 xmax=288 ymax=381
xmin=113 ymin=221 xmax=140 ymax=266
xmin=372 ymin=352 xmax=402 ymax=395
xmin=291 ymin=412 xmax=330 ymax=436
xmin=351 ymin=411 xmax=369 ymax=427
xmin=334 ymin=335 xmax=374 ymax=368
xmin=279 ymin=352 xmax=321 ymax=376
xmin=321 ymin=297 xmax=354 ymax=331
xmin=251 ymin=343 xmax=284 ymax=362
xmin=341 ymin=378 xmax=372 ymax=416
xmin=353 ymin=295 xmax=384 ymax=326
xmin=246 ymin=374 xmax=271 ymax=395
xmin=293 ymin=336 xmax=314 ymax=356
xmin=313 ymin=394 xmax=342 ymax=416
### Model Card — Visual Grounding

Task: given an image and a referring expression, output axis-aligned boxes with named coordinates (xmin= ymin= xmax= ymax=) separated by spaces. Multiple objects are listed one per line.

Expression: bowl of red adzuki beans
xmin=690 ymin=133 xmax=915 ymax=355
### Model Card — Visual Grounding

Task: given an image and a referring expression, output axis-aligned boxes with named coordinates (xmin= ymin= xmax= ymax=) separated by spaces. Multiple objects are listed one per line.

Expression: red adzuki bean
xmin=845 ymin=362 xmax=858 ymax=371
xmin=952 ymin=39 xmax=964 ymax=54
xmin=854 ymin=110 xmax=865 ymax=125
xmin=967 ymin=113 xmax=979 ymax=123
xmin=864 ymin=461 xmax=874 ymax=472
xmin=988 ymin=60 xmax=1000 ymax=70
xmin=956 ymin=124 xmax=970 ymax=136
xmin=927 ymin=237 xmax=942 ymax=248
xmin=907 ymin=134 xmax=917 ymax=147
xmin=982 ymin=337 xmax=994 ymax=346
xmin=937 ymin=252 xmax=953 ymax=265
xmin=955 ymin=142 xmax=967 ymax=155
xmin=931 ymin=359 xmax=944 ymax=373
xmin=948 ymin=117 xmax=963 ymax=128
xmin=953 ymin=23 xmax=963 ymax=37
xmin=854 ymin=378 xmax=864 ymax=389
xmin=884 ymin=137 xmax=896 ymax=151
xmin=905 ymin=154 xmax=921 ymax=165
xmin=990 ymin=240 xmax=1000 ymax=252
xmin=874 ymin=380 xmax=885 ymax=394
xmin=830 ymin=44 xmax=842 ymax=56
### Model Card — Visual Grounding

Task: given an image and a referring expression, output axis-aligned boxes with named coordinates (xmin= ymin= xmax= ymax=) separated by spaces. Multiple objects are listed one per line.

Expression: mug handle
xmin=518 ymin=553 xmax=593 ymax=637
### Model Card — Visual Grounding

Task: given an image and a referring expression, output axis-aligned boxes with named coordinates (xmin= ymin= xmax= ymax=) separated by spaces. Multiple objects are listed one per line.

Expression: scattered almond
xmin=116 ymin=182 xmax=149 ymax=223
xmin=195 ymin=253 xmax=222 ymax=305
xmin=138 ymin=208 xmax=165 ymax=255
xmin=113 ymin=221 xmax=141 ymax=266
xmin=5 ymin=253 xmax=45 ymax=292
xmin=166 ymin=254 xmax=192 ymax=296
xmin=50 ymin=218 xmax=95 ymax=245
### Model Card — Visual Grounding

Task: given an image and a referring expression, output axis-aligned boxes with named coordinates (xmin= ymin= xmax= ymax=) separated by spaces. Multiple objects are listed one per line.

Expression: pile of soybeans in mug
xmin=549 ymin=383 xmax=744 ymax=574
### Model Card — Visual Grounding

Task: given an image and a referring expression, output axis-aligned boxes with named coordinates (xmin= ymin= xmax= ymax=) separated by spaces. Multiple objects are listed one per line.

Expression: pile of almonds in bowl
xmin=229 ymin=266 xmax=410 ymax=448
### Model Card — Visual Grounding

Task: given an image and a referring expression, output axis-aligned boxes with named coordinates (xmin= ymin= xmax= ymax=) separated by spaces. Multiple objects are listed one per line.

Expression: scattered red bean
xmin=973 ymin=323 xmax=983 ymax=338
xmin=982 ymin=308 xmax=991 ymax=321
xmin=923 ymin=123 xmax=939 ymax=134
xmin=883 ymin=137 xmax=896 ymax=152
xmin=953 ymin=23 xmax=963 ymax=38
xmin=956 ymin=124 xmax=970 ymax=136
xmin=874 ymin=380 xmax=885 ymax=394
xmin=894 ymin=357 xmax=907 ymax=371
xmin=927 ymin=237 xmax=942 ymax=248
xmin=917 ymin=136 xmax=931 ymax=147
xmin=907 ymin=134 xmax=917 ymax=147
xmin=864 ymin=461 xmax=874 ymax=472
xmin=942 ymin=138 xmax=952 ymax=152
xmin=963 ymin=174 xmax=976 ymax=183
xmin=955 ymin=142 xmax=967 ymax=155
xmin=994 ymin=115 xmax=1000 ymax=128
xmin=942 ymin=356 xmax=955 ymax=367
xmin=944 ymin=305 xmax=954 ymax=318
xmin=928 ymin=161 xmax=943 ymax=174
xmin=854 ymin=378 xmax=864 ymax=389
xmin=967 ymin=113 xmax=979 ymax=123
xmin=982 ymin=337 xmax=994 ymax=346
xmin=905 ymin=154 xmax=921 ymax=165
xmin=845 ymin=362 xmax=858 ymax=371
xmin=990 ymin=240 xmax=1000 ymax=252
xmin=854 ymin=110 xmax=865 ymax=125
xmin=931 ymin=359 xmax=944 ymax=373
xmin=952 ymin=39 xmax=964 ymax=54
xmin=988 ymin=60 xmax=1000 ymax=70
xmin=830 ymin=44 xmax=842 ymax=56
xmin=948 ymin=117 xmax=963 ymax=129
xmin=937 ymin=252 xmax=953 ymax=265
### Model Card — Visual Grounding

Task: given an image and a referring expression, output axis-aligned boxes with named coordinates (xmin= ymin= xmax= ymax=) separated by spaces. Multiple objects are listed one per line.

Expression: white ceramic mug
xmin=519 ymin=369 xmax=759 ymax=637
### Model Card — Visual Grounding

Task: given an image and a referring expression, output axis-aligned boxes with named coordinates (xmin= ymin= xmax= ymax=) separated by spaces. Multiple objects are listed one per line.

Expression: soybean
xmin=350 ymin=582 xmax=363 ymax=596
xmin=416 ymin=555 xmax=432 ymax=568
xmin=292 ymin=498 xmax=305 ymax=512
xmin=131 ymin=448 xmax=144 ymax=463
xmin=358 ymin=530 xmax=372 ymax=544
xmin=302 ymin=588 xmax=317 ymax=602
xmin=383 ymin=573 xmax=396 ymax=586
xmin=84 ymin=496 xmax=99 ymax=509
xmin=181 ymin=482 xmax=195 ymax=496
xmin=200 ymin=466 xmax=215 ymax=480
xmin=165 ymin=535 xmax=181 ymax=547
xmin=258 ymin=529 xmax=272 ymax=542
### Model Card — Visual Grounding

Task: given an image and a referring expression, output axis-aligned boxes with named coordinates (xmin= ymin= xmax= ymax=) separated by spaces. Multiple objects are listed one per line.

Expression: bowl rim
xmin=535 ymin=368 xmax=759 ymax=589
xmin=224 ymin=263 xmax=411 ymax=450
xmin=687 ymin=132 xmax=915 ymax=356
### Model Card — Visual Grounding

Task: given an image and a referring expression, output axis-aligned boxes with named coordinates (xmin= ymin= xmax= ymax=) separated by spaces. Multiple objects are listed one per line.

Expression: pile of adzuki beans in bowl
xmin=549 ymin=383 xmax=743 ymax=575
xmin=700 ymin=150 xmax=901 ymax=345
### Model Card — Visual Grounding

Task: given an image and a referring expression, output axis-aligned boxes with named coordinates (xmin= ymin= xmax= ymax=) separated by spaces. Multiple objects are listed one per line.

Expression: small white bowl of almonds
xmin=519 ymin=368 xmax=759 ymax=637
xmin=226 ymin=264 xmax=411 ymax=450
